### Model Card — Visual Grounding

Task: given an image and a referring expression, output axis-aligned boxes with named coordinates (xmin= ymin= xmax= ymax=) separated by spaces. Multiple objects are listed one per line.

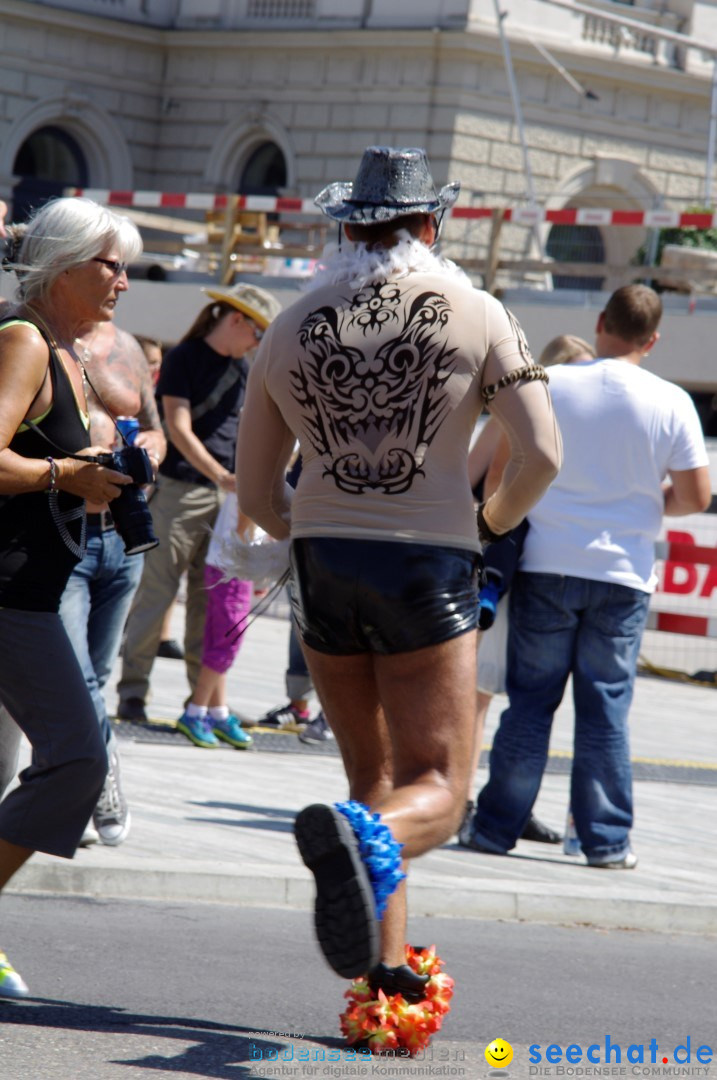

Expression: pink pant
xmin=202 ymin=564 xmax=253 ymax=674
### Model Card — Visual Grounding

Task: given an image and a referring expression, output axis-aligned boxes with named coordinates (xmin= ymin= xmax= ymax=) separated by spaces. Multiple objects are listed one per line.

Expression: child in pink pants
xmin=176 ymin=493 xmax=253 ymax=749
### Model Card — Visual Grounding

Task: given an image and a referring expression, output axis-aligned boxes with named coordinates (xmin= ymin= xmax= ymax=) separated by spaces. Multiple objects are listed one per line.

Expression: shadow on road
xmin=0 ymin=998 xmax=351 ymax=1078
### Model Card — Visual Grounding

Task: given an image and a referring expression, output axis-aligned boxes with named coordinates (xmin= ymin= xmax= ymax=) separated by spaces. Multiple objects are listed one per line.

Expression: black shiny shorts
xmin=290 ymin=537 xmax=481 ymax=656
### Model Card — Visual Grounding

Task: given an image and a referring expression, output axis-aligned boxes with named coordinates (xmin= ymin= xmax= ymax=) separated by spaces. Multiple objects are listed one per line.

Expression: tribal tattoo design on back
xmin=291 ymin=282 xmax=457 ymax=494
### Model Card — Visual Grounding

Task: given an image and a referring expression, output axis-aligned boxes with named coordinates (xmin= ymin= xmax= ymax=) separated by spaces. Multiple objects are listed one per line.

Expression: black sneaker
xmin=299 ymin=711 xmax=334 ymax=745
xmin=157 ymin=638 xmax=184 ymax=660
xmin=257 ymin=702 xmax=310 ymax=732
xmin=294 ymin=803 xmax=379 ymax=978
xmin=116 ymin=697 xmax=147 ymax=723
xmin=521 ymin=814 xmax=562 ymax=845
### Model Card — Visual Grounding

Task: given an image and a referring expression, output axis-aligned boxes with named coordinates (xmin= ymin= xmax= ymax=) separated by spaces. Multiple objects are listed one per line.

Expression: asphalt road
xmin=1 ymin=895 xmax=715 ymax=1080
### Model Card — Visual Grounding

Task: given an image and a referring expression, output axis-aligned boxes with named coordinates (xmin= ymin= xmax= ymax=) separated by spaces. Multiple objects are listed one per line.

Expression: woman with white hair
xmin=0 ymin=196 xmax=141 ymax=998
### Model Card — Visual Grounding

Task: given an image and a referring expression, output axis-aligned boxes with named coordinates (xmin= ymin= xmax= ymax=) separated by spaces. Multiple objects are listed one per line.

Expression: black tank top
xmin=0 ymin=320 xmax=90 ymax=612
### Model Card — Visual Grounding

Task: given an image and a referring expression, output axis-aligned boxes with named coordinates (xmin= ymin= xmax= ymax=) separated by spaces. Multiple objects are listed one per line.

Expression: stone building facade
xmin=1 ymin=0 xmax=717 ymax=283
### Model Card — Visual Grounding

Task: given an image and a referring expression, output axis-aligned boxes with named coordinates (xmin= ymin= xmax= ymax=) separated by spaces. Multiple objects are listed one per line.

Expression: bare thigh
xmin=302 ymin=628 xmax=477 ymax=857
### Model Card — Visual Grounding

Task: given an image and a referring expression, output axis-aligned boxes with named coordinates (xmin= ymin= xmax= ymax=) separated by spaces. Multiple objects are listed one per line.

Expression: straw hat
xmin=314 ymin=146 xmax=460 ymax=224
xmin=201 ymin=282 xmax=282 ymax=329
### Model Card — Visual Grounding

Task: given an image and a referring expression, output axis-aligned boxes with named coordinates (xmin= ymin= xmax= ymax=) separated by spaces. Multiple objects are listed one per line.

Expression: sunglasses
xmin=93 ymin=257 xmax=129 ymax=277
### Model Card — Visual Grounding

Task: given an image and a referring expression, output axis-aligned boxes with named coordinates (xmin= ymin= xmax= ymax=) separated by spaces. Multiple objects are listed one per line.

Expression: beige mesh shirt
xmin=236 ymin=270 xmax=562 ymax=549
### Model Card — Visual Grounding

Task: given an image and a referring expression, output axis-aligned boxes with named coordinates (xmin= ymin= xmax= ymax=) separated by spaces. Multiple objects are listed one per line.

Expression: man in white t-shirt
xmin=465 ymin=284 xmax=711 ymax=868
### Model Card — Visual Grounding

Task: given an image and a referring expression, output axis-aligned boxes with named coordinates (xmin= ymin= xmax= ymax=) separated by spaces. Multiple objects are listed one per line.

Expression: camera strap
xmin=225 ymin=567 xmax=291 ymax=644
xmin=20 ymin=419 xmax=88 ymax=559
xmin=191 ymin=357 xmax=247 ymax=425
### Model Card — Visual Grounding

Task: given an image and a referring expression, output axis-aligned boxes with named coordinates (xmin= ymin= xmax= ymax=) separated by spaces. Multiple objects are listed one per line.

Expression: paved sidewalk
xmin=9 ymin=613 xmax=717 ymax=934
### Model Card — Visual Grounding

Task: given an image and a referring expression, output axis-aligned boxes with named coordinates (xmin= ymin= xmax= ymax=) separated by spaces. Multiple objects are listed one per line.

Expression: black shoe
xmin=368 ymin=963 xmax=430 ymax=1003
xmin=116 ymin=697 xmax=147 ymax=723
xmin=294 ymin=803 xmax=379 ymax=979
xmin=521 ymin=814 xmax=562 ymax=845
xmin=157 ymin=639 xmax=184 ymax=660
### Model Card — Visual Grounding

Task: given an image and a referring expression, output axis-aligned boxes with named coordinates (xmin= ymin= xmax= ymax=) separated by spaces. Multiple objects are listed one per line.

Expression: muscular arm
xmin=467 ymin=417 xmax=503 ymax=491
xmin=132 ymin=340 xmax=166 ymax=466
xmin=664 ymin=467 xmax=712 ymax=516
xmin=163 ymin=396 xmax=235 ymax=491
xmin=235 ymin=359 xmax=296 ymax=539
xmin=478 ymin=304 xmax=563 ymax=535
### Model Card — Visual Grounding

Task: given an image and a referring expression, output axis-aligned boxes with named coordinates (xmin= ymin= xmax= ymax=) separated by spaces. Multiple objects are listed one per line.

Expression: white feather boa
xmin=306 ymin=233 xmax=471 ymax=292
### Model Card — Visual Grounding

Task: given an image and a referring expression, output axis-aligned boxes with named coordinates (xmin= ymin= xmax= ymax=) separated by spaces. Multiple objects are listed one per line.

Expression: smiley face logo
xmin=485 ymin=1038 xmax=514 ymax=1069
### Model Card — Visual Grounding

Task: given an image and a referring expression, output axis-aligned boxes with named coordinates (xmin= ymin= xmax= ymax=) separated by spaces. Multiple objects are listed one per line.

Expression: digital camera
xmin=94 ymin=445 xmax=159 ymax=556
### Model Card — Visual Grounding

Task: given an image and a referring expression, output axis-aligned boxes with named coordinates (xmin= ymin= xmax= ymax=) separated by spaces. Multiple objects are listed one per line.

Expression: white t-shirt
xmin=521 ymin=358 xmax=708 ymax=593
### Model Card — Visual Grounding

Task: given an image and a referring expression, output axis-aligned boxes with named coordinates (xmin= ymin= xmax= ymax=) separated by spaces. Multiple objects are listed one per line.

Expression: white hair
xmin=8 ymin=197 xmax=142 ymax=303
xmin=306 ymin=231 xmax=471 ymax=292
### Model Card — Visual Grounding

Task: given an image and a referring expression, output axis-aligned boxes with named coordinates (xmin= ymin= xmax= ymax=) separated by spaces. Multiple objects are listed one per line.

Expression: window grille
xmin=247 ymin=0 xmax=315 ymax=18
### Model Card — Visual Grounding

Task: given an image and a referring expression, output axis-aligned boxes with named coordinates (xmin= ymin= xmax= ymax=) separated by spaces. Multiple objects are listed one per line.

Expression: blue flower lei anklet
xmin=335 ymin=800 xmax=406 ymax=918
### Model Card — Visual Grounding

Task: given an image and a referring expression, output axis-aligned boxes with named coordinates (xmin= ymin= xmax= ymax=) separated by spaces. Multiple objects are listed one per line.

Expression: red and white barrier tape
xmin=654 ymin=540 xmax=717 ymax=566
xmin=646 ymin=611 xmax=717 ymax=639
xmin=652 ymin=540 xmax=717 ymax=638
xmin=65 ymin=189 xmax=717 ymax=228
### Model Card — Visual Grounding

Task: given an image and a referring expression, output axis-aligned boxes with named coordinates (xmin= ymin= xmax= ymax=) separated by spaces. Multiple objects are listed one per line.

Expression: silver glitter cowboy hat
xmin=314 ymin=146 xmax=460 ymax=224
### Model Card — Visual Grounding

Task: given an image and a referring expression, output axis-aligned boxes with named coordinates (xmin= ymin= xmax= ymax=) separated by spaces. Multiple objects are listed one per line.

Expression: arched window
xmin=546 ymin=224 xmax=606 ymax=291
xmin=12 ymin=125 xmax=88 ymax=221
xmin=239 ymin=141 xmax=287 ymax=196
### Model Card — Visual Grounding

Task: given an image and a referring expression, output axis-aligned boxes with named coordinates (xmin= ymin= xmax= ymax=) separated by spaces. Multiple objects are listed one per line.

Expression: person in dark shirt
xmin=0 ymin=195 xmax=139 ymax=998
xmin=117 ymin=283 xmax=282 ymax=721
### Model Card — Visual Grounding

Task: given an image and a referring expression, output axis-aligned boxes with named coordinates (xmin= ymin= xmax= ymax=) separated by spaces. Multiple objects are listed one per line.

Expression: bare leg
xmin=0 ymin=839 xmax=32 ymax=891
xmin=302 ymin=631 xmax=477 ymax=968
xmin=470 ymin=690 xmax=493 ymax=780
xmin=208 ymin=676 xmax=226 ymax=709
xmin=189 ymin=665 xmax=225 ymax=709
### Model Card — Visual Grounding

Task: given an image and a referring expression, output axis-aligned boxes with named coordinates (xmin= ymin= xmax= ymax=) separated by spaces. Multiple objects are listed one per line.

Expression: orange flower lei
xmin=339 ymin=945 xmax=454 ymax=1057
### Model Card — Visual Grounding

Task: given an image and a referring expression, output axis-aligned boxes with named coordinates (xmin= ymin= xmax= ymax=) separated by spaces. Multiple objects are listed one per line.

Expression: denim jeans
xmin=60 ymin=526 xmax=144 ymax=745
xmin=473 ymin=572 xmax=650 ymax=863
xmin=286 ymin=613 xmax=313 ymax=702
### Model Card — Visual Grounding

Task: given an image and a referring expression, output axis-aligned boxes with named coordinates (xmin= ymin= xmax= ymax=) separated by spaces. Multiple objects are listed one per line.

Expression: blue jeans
xmin=473 ymin=572 xmax=650 ymax=863
xmin=286 ymin=613 xmax=313 ymax=702
xmin=60 ymin=526 xmax=144 ymax=745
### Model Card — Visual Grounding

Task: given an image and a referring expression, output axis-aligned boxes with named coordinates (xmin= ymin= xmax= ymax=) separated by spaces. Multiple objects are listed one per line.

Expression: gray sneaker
xmin=588 ymin=852 xmax=638 ymax=870
xmin=457 ymin=799 xmax=475 ymax=847
xmin=93 ymin=743 xmax=131 ymax=846
xmin=298 ymin=712 xmax=334 ymax=745
xmin=79 ymin=822 xmax=99 ymax=848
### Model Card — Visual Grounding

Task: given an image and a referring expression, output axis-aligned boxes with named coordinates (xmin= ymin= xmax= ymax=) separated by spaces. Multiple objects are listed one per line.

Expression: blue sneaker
xmin=212 ymin=715 xmax=253 ymax=750
xmin=176 ymin=712 xmax=220 ymax=748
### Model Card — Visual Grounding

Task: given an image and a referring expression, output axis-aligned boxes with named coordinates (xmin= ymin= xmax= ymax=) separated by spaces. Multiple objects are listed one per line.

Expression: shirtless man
xmin=58 ymin=320 xmax=166 ymax=846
